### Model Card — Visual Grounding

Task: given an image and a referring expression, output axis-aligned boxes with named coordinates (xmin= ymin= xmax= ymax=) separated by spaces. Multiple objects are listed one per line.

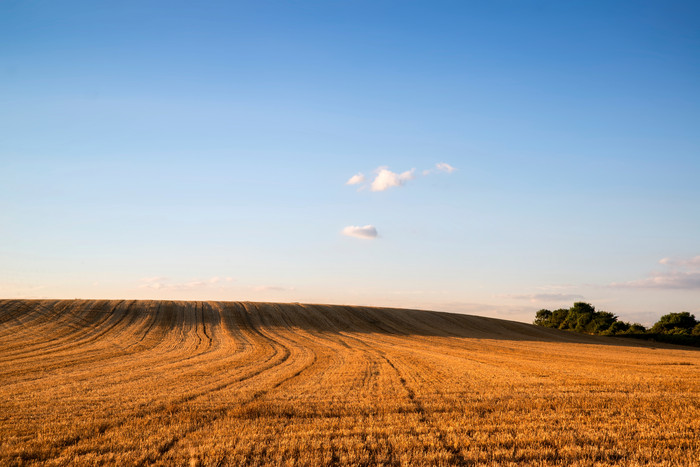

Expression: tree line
xmin=534 ymin=302 xmax=700 ymax=346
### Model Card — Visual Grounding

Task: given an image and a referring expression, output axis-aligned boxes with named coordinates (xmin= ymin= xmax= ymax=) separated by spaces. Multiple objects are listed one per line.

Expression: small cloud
xmin=507 ymin=293 xmax=585 ymax=303
xmin=252 ymin=285 xmax=296 ymax=292
xmin=346 ymin=173 xmax=365 ymax=186
xmin=611 ymin=272 xmax=700 ymax=290
xmin=435 ymin=301 xmax=534 ymax=323
xmin=0 ymin=281 xmax=47 ymax=298
xmin=139 ymin=277 xmax=172 ymax=289
xmin=138 ymin=276 xmax=234 ymax=291
xmin=658 ymin=256 xmax=700 ymax=267
xmin=342 ymin=225 xmax=378 ymax=239
xmin=423 ymin=162 xmax=457 ymax=176
xmin=141 ymin=276 xmax=167 ymax=284
xmin=435 ymin=162 xmax=456 ymax=173
xmin=611 ymin=255 xmax=700 ymax=290
xmin=371 ymin=167 xmax=415 ymax=192
xmin=347 ymin=163 xmax=452 ymax=191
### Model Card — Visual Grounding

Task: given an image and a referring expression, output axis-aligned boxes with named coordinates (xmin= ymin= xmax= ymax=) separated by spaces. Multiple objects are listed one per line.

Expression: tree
xmin=627 ymin=323 xmax=647 ymax=334
xmin=534 ymin=309 xmax=552 ymax=327
xmin=534 ymin=303 xmax=620 ymax=334
xmin=562 ymin=302 xmax=596 ymax=331
xmin=602 ymin=320 xmax=629 ymax=335
xmin=532 ymin=303 xmax=700 ymax=346
xmin=650 ymin=312 xmax=698 ymax=335
xmin=588 ymin=311 xmax=618 ymax=334
xmin=550 ymin=309 xmax=569 ymax=328
xmin=570 ymin=302 xmax=596 ymax=315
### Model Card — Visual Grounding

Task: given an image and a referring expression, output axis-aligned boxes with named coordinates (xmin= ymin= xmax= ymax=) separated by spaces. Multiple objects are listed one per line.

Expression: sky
xmin=1 ymin=0 xmax=699 ymax=325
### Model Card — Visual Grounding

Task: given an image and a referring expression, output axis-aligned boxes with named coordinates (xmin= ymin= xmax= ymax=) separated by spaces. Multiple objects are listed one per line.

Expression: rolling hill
xmin=1 ymin=299 xmax=698 ymax=465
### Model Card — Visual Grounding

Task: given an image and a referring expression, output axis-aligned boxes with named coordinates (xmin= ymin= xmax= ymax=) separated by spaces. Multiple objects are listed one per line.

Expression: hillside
xmin=1 ymin=299 xmax=698 ymax=465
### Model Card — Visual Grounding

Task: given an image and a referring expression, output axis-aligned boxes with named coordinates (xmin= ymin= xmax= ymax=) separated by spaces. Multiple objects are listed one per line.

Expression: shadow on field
xmin=0 ymin=299 xmax=696 ymax=351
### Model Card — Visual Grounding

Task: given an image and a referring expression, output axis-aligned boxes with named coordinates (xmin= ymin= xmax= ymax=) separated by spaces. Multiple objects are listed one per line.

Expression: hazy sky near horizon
xmin=2 ymin=1 xmax=699 ymax=324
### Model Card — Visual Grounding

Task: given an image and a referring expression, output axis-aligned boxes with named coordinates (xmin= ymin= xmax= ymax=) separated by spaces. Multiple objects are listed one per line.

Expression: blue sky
xmin=1 ymin=0 xmax=699 ymax=324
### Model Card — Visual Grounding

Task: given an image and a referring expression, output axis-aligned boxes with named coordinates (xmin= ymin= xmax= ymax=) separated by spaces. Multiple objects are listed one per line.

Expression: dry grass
xmin=0 ymin=299 xmax=698 ymax=466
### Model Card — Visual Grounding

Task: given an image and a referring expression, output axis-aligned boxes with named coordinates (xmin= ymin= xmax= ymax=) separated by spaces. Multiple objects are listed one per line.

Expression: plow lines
xmin=0 ymin=300 xmax=698 ymax=466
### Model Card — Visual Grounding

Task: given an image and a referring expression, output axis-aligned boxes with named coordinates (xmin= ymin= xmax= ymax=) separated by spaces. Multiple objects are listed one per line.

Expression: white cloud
xmin=611 ymin=255 xmax=700 ymax=290
xmin=139 ymin=277 xmax=169 ymax=289
xmin=346 ymin=173 xmax=365 ymax=185
xmin=252 ymin=285 xmax=296 ymax=292
xmin=658 ymin=256 xmax=700 ymax=267
xmin=434 ymin=301 xmax=534 ymax=323
xmin=370 ymin=167 xmax=415 ymax=192
xmin=342 ymin=225 xmax=378 ymax=239
xmin=435 ymin=162 xmax=456 ymax=173
xmin=422 ymin=162 xmax=457 ymax=176
xmin=0 ymin=281 xmax=46 ymax=298
xmin=138 ymin=276 xmax=234 ymax=291
xmin=346 ymin=163 xmax=453 ymax=191
xmin=507 ymin=293 xmax=585 ymax=303
xmin=611 ymin=272 xmax=700 ymax=290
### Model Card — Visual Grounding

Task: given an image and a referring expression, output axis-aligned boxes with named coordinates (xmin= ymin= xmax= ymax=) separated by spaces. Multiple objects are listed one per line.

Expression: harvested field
xmin=0 ymin=299 xmax=698 ymax=466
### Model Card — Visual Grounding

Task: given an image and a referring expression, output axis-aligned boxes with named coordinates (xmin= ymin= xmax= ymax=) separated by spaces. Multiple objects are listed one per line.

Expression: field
xmin=1 ymin=299 xmax=698 ymax=466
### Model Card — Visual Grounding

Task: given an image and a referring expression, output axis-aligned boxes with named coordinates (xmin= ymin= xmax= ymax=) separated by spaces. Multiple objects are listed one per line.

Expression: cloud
xmin=371 ymin=167 xmax=415 ymax=192
xmin=611 ymin=272 xmax=700 ymax=290
xmin=611 ymin=255 xmax=700 ymax=290
xmin=507 ymin=293 xmax=585 ymax=303
xmin=434 ymin=301 xmax=535 ymax=323
xmin=0 ymin=281 xmax=47 ymax=298
xmin=347 ymin=162 xmax=454 ymax=191
xmin=435 ymin=162 xmax=456 ymax=173
xmin=139 ymin=276 xmax=234 ymax=291
xmin=342 ymin=225 xmax=378 ymax=239
xmin=423 ymin=162 xmax=457 ymax=175
xmin=252 ymin=285 xmax=296 ymax=292
xmin=139 ymin=277 xmax=169 ymax=289
xmin=346 ymin=173 xmax=365 ymax=185
xmin=659 ymin=256 xmax=700 ymax=267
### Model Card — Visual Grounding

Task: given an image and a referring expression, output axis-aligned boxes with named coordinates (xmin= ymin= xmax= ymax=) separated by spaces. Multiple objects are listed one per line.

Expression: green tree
xmin=550 ymin=308 xmax=569 ymax=328
xmin=562 ymin=302 xmax=595 ymax=331
xmin=650 ymin=312 xmax=698 ymax=335
xmin=602 ymin=320 xmax=629 ymax=335
xmin=627 ymin=323 xmax=647 ymax=334
xmin=588 ymin=311 xmax=618 ymax=333
xmin=534 ymin=309 xmax=552 ymax=327
xmin=570 ymin=302 xmax=596 ymax=315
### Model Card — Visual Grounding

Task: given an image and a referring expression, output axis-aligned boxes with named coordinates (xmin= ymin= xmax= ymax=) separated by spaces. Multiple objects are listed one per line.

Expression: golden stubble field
xmin=0 ymin=299 xmax=698 ymax=466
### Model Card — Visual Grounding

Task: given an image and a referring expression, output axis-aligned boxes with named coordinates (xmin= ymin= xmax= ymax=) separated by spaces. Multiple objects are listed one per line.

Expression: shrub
xmin=650 ymin=312 xmax=698 ymax=334
xmin=627 ymin=323 xmax=647 ymax=334
xmin=602 ymin=321 xmax=629 ymax=336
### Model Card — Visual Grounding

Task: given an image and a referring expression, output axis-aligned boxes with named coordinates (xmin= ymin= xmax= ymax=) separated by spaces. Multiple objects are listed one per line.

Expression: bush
xmin=627 ymin=323 xmax=647 ymax=334
xmin=533 ymin=304 xmax=700 ymax=346
xmin=650 ymin=312 xmax=698 ymax=334
xmin=534 ymin=309 xmax=552 ymax=327
xmin=602 ymin=320 xmax=629 ymax=336
xmin=533 ymin=308 xmax=568 ymax=328
xmin=533 ymin=302 xmax=619 ymax=334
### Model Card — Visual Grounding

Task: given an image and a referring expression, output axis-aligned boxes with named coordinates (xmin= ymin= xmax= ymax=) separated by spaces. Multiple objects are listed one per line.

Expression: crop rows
xmin=0 ymin=299 xmax=698 ymax=465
